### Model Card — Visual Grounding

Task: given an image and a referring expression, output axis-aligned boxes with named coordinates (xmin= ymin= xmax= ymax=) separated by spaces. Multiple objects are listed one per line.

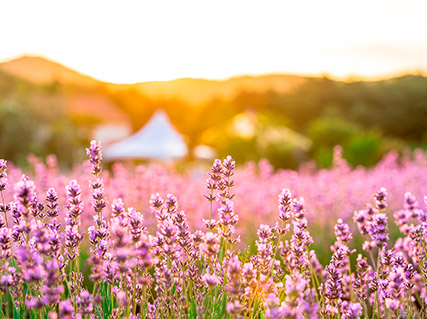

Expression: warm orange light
xmin=1 ymin=1 xmax=426 ymax=83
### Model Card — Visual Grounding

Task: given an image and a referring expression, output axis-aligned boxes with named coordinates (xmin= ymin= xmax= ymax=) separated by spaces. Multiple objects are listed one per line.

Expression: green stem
xmin=368 ymin=250 xmax=377 ymax=272
xmin=1 ymin=191 xmax=8 ymax=228
xmin=208 ymin=189 xmax=213 ymax=230
xmin=210 ymin=286 xmax=215 ymax=318
xmin=132 ymin=269 xmax=137 ymax=316
xmin=406 ymin=289 xmax=413 ymax=319
xmin=375 ymin=252 xmax=381 ymax=319
xmin=363 ymin=301 xmax=369 ymax=319
xmin=0 ymin=293 xmax=5 ymax=318
xmin=348 ymin=256 xmax=355 ymax=302
xmin=336 ymin=299 xmax=342 ymax=319
xmin=141 ymin=285 xmax=147 ymax=319
xmin=270 ymin=233 xmax=281 ymax=277
xmin=92 ymin=282 xmax=98 ymax=296
xmin=306 ymin=248 xmax=321 ymax=304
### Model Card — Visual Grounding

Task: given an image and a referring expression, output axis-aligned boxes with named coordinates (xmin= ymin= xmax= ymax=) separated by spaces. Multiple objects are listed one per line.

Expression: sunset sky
xmin=1 ymin=0 xmax=427 ymax=83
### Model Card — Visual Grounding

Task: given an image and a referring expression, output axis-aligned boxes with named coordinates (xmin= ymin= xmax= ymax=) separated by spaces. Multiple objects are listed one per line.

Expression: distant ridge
xmin=0 ymin=55 xmax=100 ymax=87
xmin=2 ymin=55 xmax=421 ymax=106
xmin=1 ymin=56 xmax=308 ymax=104
xmin=0 ymin=56 xmax=129 ymax=125
xmin=129 ymin=74 xmax=308 ymax=105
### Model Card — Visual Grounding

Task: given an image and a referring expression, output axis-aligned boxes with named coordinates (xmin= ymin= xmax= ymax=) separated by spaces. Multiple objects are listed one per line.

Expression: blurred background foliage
xmin=1 ymin=63 xmax=426 ymax=169
xmin=0 ymin=71 xmax=89 ymax=167
xmin=159 ymin=75 xmax=423 ymax=169
xmin=155 ymin=74 xmax=425 ymax=169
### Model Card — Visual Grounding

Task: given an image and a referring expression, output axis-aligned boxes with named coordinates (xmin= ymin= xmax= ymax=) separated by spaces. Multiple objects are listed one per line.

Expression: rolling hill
xmin=0 ymin=55 xmax=100 ymax=88
xmin=1 ymin=56 xmax=308 ymax=106
xmin=127 ymin=74 xmax=307 ymax=105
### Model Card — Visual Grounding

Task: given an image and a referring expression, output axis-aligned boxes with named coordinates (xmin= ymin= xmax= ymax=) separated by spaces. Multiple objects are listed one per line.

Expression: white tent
xmin=104 ymin=110 xmax=188 ymax=161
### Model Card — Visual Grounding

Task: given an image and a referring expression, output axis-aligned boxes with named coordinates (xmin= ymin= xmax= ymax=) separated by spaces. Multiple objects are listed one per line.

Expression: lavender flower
xmin=368 ymin=213 xmax=389 ymax=248
xmin=165 ymin=193 xmax=178 ymax=215
xmin=90 ymin=180 xmax=107 ymax=217
xmin=374 ymin=187 xmax=387 ymax=210
xmin=220 ymin=155 xmax=235 ymax=200
xmin=334 ymin=218 xmax=352 ymax=244
xmin=0 ymin=159 xmax=8 ymax=227
xmin=323 ymin=262 xmax=343 ymax=300
xmin=59 ymin=299 xmax=74 ymax=319
xmin=149 ymin=193 xmax=164 ymax=211
xmin=65 ymin=180 xmax=84 ymax=260
xmin=0 ymin=227 xmax=12 ymax=260
xmin=77 ymin=289 xmax=94 ymax=315
xmin=353 ymin=254 xmax=371 ymax=301
xmin=226 ymin=255 xmax=241 ymax=297
xmin=33 ymin=220 xmax=51 ymax=255
xmin=202 ymin=232 xmax=220 ymax=257
xmin=110 ymin=216 xmax=132 ymax=274
xmin=16 ymin=246 xmax=45 ymax=283
xmin=354 ymin=204 xmax=376 ymax=235
xmin=209 ymin=159 xmax=223 ymax=184
xmin=201 ymin=273 xmax=222 ymax=287
xmin=0 ymin=159 xmax=7 ymax=192
xmin=112 ymin=198 xmax=125 ymax=218
xmin=278 ymin=188 xmax=292 ymax=222
xmin=172 ymin=210 xmax=191 ymax=251
xmin=14 ymin=175 xmax=37 ymax=210
xmin=45 ymin=188 xmax=59 ymax=218
xmin=203 ymin=159 xmax=223 ymax=204
xmin=86 ymin=140 xmax=102 ymax=176
xmin=0 ymin=150 xmax=426 ymax=318
xmin=218 ymin=199 xmax=239 ymax=243
xmin=128 ymin=207 xmax=145 ymax=243
xmin=404 ymin=192 xmax=419 ymax=217
xmin=341 ymin=302 xmax=362 ymax=319
xmin=254 ymin=224 xmax=274 ymax=275
xmin=41 ymin=259 xmax=64 ymax=306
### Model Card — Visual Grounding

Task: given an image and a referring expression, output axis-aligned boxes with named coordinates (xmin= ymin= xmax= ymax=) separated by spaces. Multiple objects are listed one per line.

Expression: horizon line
xmin=1 ymin=53 xmax=426 ymax=85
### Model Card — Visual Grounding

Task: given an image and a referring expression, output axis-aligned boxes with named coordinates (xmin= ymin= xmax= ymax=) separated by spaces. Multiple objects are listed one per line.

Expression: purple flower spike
xmin=203 ymin=232 xmax=220 ymax=257
xmin=278 ymin=188 xmax=292 ymax=222
xmin=201 ymin=273 xmax=222 ymax=287
xmin=227 ymin=255 xmax=241 ymax=297
xmin=334 ymin=219 xmax=352 ymax=244
xmin=222 ymin=155 xmax=235 ymax=178
xmin=46 ymin=188 xmax=59 ymax=218
xmin=165 ymin=194 xmax=178 ymax=215
xmin=14 ymin=175 xmax=37 ymax=209
xmin=111 ymin=198 xmax=125 ymax=218
xmin=293 ymin=197 xmax=306 ymax=219
xmin=341 ymin=302 xmax=362 ymax=319
xmin=0 ymin=159 xmax=7 ymax=192
xmin=149 ymin=193 xmax=164 ymax=211
xmin=209 ymin=159 xmax=223 ymax=182
xmin=59 ymin=299 xmax=74 ymax=319
xmin=86 ymin=140 xmax=103 ymax=176
xmin=77 ymin=289 xmax=94 ymax=315
xmin=374 ymin=187 xmax=388 ymax=210
xmin=65 ymin=180 xmax=84 ymax=260
xmin=369 ymin=213 xmax=389 ymax=248
xmin=0 ymin=227 xmax=12 ymax=260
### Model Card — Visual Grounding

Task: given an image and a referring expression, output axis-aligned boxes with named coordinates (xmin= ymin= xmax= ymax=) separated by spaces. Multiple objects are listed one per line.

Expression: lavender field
xmin=0 ymin=141 xmax=426 ymax=318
